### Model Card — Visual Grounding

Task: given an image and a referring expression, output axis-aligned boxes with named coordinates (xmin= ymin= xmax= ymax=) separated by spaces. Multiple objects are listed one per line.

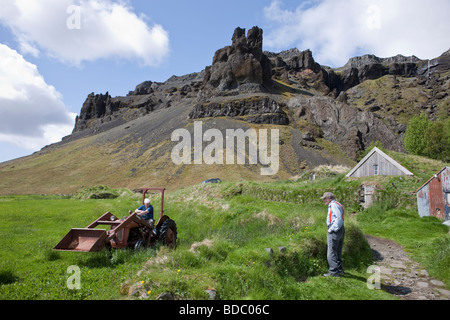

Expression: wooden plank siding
xmin=346 ymin=147 xmax=413 ymax=178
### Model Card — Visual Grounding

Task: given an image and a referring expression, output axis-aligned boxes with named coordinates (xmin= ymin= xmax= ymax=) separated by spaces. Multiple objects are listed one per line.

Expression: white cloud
xmin=264 ymin=0 xmax=450 ymax=67
xmin=0 ymin=0 xmax=170 ymax=66
xmin=0 ymin=43 xmax=76 ymax=151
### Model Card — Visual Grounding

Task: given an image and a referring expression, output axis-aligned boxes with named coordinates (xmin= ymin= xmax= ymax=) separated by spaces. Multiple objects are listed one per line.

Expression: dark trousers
xmin=327 ymin=226 xmax=345 ymax=275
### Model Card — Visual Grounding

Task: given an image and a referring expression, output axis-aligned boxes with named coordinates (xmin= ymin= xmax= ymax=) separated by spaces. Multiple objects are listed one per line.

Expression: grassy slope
xmin=346 ymin=71 xmax=450 ymax=125
xmin=0 ymin=118 xmax=355 ymax=195
xmin=1 ymin=149 xmax=449 ymax=300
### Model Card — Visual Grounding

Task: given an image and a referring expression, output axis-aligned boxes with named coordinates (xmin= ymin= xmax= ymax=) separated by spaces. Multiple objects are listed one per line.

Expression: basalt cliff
xmin=71 ymin=26 xmax=449 ymax=160
xmin=1 ymin=26 xmax=449 ymax=193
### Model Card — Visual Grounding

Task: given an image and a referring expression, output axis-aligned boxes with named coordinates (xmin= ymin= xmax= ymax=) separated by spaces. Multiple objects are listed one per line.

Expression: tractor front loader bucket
xmin=53 ymin=228 xmax=108 ymax=252
xmin=54 ymin=211 xmax=119 ymax=252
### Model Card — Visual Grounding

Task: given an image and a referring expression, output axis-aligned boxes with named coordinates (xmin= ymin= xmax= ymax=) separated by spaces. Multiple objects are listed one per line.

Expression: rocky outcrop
xmin=73 ymin=91 xmax=158 ymax=133
xmin=288 ymin=96 xmax=405 ymax=159
xmin=334 ymin=54 xmax=421 ymax=91
xmin=266 ymin=48 xmax=322 ymax=75
xmin=417 ymin=48 xmax=450 ymax=75
xmin=266 ymin=48 xmax=337 ymax=95
xmin=189 ymin=96 xmax=289 ymax=125
xmin=267 ymin=49 xmax=437 ymax=95
xmin=203 ymin=27 xmax=273 ymax=92
xmin=74 ymin=92 xmax=111 ymax=132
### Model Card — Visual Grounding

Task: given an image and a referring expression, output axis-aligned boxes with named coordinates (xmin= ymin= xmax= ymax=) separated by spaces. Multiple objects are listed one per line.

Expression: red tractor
xmin=54 ymin=188 xmax=177 ymax=252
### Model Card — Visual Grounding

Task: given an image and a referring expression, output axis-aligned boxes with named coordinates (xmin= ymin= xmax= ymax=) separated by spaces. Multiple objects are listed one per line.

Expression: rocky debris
xmin=122 ymin=280 xmax=153 ymax=300
xmin=156 ymin=292 xmax=174 ymax=300
xmin=365 ymin=235 xmax=450 ymax=300
xmin=205 ymin=289 xmax=218 ymax=300
xmin=264 ymin=246 xmax=287 ymax=255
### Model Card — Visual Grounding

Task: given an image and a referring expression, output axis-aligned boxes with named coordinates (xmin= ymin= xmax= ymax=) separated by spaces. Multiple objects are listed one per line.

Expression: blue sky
xmin=1 ymin=0 xmax=449 ymax=163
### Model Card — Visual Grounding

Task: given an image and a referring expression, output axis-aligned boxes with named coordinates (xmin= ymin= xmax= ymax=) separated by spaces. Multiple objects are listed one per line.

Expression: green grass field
xmin=1 ymin=172 xmax=448 ymax=300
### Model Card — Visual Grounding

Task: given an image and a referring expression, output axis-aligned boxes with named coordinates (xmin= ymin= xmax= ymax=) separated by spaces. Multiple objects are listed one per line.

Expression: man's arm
xmin=135 ymin=205 xmax=149 ymax=215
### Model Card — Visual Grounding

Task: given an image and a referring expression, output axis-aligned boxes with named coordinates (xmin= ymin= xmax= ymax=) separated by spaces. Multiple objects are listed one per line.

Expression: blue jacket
xmin=327 ymin=200 xmax=344 ymax=232
xmin=137 ymin=204 xmax=154 ymax=220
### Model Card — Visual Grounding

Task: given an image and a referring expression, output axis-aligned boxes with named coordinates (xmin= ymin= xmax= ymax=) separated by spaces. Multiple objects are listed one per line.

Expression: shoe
xmin=323 ymin=272 xmax=340 ymax=278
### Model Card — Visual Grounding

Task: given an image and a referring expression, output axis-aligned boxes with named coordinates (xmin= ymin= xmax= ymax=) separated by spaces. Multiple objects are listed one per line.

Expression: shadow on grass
xmin=0 ymin=269 xmax=19 ymax=285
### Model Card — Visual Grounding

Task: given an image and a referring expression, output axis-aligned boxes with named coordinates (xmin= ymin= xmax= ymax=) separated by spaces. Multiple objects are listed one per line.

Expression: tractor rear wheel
xmin=159 ymin=219 xmax=177 ymax=248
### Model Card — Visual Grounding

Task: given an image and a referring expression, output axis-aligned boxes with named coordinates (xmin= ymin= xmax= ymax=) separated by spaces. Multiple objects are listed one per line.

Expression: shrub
xmin=342 ymin=222 xmax=373 ymax=270
xmin=404 ymin=113 xmax=431 ymax=156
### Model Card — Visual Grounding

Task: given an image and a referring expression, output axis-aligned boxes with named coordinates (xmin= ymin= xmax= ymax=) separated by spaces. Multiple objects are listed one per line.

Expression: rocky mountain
xmin=1 ymin=26 xmax=449 ymax=194
xmin=71 ymin=26 xmax=449 ymax=159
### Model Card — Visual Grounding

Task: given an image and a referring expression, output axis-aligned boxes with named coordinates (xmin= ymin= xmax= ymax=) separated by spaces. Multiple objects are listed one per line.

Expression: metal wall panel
xmin=417 ymin=186 xmax=430 ymax=218
xmin=416 ymin=167 xmax=450 ymax=221
xmin=429 ymin=176 xmax=445 ymax=219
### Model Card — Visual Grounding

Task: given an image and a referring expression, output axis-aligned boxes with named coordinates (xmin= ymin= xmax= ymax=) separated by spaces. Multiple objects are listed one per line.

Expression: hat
xmin=320 ymin=192 xmax=335 ymax=200
xmin=144 ymin=198 xmax=151 ymax=204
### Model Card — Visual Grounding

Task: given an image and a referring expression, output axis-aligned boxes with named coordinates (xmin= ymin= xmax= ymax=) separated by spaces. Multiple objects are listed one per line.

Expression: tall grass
xmin=1 ymin=170 xmax=448 ymax=300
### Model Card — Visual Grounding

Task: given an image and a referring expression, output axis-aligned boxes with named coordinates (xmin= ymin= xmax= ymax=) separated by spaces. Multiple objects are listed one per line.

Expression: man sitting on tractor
xmin=134 ymin=198 xmax=154 ymax=225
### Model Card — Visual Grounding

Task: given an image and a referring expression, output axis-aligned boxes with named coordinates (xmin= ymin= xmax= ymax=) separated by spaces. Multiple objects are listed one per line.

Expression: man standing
xmin=321 ymin=192 xmax=345 ymax=277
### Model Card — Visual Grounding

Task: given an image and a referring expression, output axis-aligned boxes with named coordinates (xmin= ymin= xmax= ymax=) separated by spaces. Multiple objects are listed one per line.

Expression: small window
xmin=373 ymin=164 xmax=379 ymax=175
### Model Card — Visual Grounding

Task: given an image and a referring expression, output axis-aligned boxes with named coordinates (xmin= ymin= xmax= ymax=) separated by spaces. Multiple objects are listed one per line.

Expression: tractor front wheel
xmin=134 ymin=239 xmax=147 ymax=250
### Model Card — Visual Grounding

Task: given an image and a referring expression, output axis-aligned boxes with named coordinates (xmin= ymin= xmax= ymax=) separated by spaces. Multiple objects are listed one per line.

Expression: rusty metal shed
xmin=346 ymin=147 xmax=413 ymax=178
xmin=415 ymin=167 xmax=450 ymax=221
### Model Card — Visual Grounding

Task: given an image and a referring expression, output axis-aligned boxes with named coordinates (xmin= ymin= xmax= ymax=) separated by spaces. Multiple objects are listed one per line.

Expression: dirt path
xmin=365 ymin=235 xmax=449 ymax=300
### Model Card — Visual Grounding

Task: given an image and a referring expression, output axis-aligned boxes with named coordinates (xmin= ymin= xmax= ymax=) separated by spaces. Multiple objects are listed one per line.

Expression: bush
xmin=404 ymin=113 xmax=431 ymax=156
xmin=300 ymin=237 xmax=327 ymax=260
xmin=343 ymin=222 xmax=373 ymax=269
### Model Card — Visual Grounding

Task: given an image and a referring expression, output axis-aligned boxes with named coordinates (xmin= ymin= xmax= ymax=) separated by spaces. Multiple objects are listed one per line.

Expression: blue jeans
xmin=327 ymin=226 xmax=345 ymax=275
